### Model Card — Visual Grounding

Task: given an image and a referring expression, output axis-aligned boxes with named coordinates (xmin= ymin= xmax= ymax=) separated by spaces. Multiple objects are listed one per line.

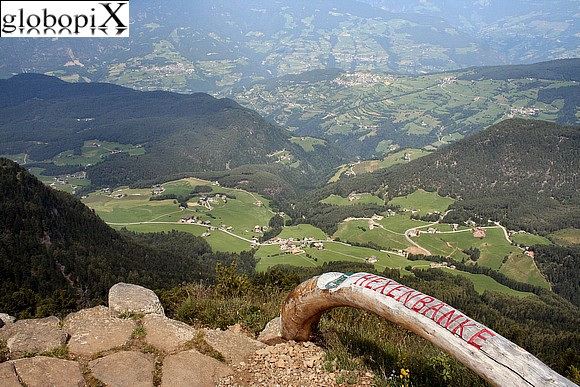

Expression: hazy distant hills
xmin=232 ymin=59 xmax=579 ymax=157
xmin=360 ymin=0 xmax=579 ymax=64
xmin=2 ymin=0 xmax=576 ymax=93
xmin=0 ymin=74 xmax=339 ymax=191
xmin=327 ymin=119 xmax=579 ymax=233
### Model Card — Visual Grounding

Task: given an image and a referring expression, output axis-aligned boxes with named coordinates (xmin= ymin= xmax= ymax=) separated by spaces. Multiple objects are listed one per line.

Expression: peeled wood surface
xmin=280 ymin=272 xmax=574 ymax=387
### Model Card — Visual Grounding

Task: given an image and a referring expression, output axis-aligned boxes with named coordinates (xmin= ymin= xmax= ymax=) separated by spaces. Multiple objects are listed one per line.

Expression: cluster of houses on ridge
xmin=260 ymin=237 xmax=326 ymax=254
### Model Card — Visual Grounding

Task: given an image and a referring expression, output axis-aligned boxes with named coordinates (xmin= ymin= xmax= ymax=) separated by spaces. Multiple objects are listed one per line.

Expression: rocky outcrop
xmin=109 ymin=282 xmax=165 ymax=317
xmin=89 ymin=351 xmax=155 ymax=386
xmin=0 ymin=282 xmax=370 ymax=386
xmin=12 ymin=356 xmax=84 ymax=387
xmin=65 ymin=306 xmax=135 ymax=356
xmin=161 ymin=349 xmax=233 ymax=387
xmin=142 ymin=314 xmax=197 ymax=353
xmin=0 ymin=316 xmax=68 ymax=357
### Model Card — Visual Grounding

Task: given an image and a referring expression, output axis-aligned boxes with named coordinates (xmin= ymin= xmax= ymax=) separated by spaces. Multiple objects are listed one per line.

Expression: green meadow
xmin=417 ymin=227 xmax=516 ymax=269
xmin=321 ymin=193 xmax=384 ymax=206
xmin=441 ymin=268 xmax=534 ymax=297
xmin=510 ymin=233 xmax=553 ymax=247
xmin=83 ymin=182 xmax=552 ymax=295
xmin=548 ymin=228 xmax=579 ymax=246
xmin=387 ymin=189 xmax=455 ymax=214
xmin=290 ymin=136 xmax=326 ymax=152
xmin=333 ymin=219 xmax=409 ymax=251
xmin=351 ymin=148 xmax=432 ymax=175
xmin=255 ymin=241 xmax=432 ymax=273
xmin=54 ymin=140 xmax=145 ymax=167
xmin=277 ymin=224 xmax=328 ymax=240
xmin=83 ymin=177 xmax=273 ymax=248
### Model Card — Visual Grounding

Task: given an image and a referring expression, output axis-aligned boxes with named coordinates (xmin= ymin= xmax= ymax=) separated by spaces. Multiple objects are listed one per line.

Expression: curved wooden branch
xmin=280 ymin=272 xmax=573 ymax=387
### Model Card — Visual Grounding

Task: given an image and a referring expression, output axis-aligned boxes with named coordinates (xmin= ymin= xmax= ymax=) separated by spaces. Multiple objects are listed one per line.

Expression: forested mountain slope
xmin=302 ymin=119 xmax=579 ymax=234
xmin=0 ymin=158 xmax=252 ymax=317
xmin=0 ymin=74 xmax=341 ymax=190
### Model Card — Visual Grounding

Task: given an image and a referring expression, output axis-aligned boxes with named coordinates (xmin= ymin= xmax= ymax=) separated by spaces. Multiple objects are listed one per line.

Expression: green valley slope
xmin=297 ymin=119 xmax=579 ymax=235
xmin=231 ymin=59 xmax=579 ymax=157
xmin=0 ymin=158 xmax=254 ymax=317
xmin=0 ymin=74 xmax=342 ymax=195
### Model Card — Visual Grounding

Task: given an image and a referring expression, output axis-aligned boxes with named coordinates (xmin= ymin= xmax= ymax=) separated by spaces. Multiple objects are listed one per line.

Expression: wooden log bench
xmin=280 ymin=272 xmax=573 ymax=386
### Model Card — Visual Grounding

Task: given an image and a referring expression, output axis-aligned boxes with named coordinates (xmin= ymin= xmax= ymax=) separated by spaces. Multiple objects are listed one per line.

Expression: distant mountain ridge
xmin=0 ymin=74 xmax=340 ymax=192
xmin=1 ymin=0 xmax=576 ymax=94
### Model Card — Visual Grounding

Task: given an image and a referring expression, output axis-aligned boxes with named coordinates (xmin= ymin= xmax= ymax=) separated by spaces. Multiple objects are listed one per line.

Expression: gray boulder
xmin=0 ymin=316 xmax=68 ymax=356
xmin=204 ymin=327 xmax=265 ymax=365
xmin=109 ymin=283 xmax=165 ymax=317
xmin=0 ymin=313 xmax=15 ymax=325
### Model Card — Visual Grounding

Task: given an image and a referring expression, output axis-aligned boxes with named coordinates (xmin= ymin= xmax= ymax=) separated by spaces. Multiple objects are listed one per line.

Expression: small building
xmin=524 ymin=250 xmax=535 ymax=259
xmin=473 ymin=228 xmax=486 ymax=238
xmin=365 ymin=256 xmax=378 ymax=263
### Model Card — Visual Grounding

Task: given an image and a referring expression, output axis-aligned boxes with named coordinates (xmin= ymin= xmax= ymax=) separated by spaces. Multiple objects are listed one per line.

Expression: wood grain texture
xmin=280 ymin=272 xmax=574 ymax=387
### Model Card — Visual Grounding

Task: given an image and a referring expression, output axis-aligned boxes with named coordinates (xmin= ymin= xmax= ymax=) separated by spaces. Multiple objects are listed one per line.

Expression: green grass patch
xmin=333 ymin=220 xmax=409 ymax=251
xmin=499 ymin=252 xmax=550 ymax=289
xmin=256 ymin=241 xmax=430 ymax=273
xmin=321 ymin=193 xmax=384 ymax=206
xmin=290 ymin=136 xmax=326 ymax=152
xmin=377 ymin=214 xmax=430 ymax=234
xmin=387 ymin=189 xmax=454 ymax=214
xmin=277 ymin=224 xmax=328 ymax=240
xmin=548 ymin=228 xmax=579 ymax=246
xmin=441 ymin=268 xmax=534 ymax=297
xmin=418 ymin=227 xmax=516 ymax=270
xmin=510 ymin=233 xmax=553 ymax=247
xmin=54 ymin=140 xmax=145 ymax=167
xmin=83 ymin=177 xmax=272 ymax=253
xmin=112 ymin=223 xmax=252 ymax=253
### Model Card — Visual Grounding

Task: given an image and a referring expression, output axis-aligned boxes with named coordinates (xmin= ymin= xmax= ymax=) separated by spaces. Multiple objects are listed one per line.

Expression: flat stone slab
xmin=90 ymin=350 xmax=154 ymax=387
xmin=161 ymin=349 xmax=232 ymax=387
xmin=0 ymin=316 xmax=68 ymax=356
xmin=109 ymin=283 xmax=164 ymax=317
xmin=143 ymin=314 xmax=197 ymax=353
xmin=65 ymin=305 xmax=135 ymax=356
xmin=0 ymin=362 xmax=21 ymax=387
xmin=203 ymin=328 xmax=265 ymax=365
xmin=12 ymin=356 xmax=84 ymax=387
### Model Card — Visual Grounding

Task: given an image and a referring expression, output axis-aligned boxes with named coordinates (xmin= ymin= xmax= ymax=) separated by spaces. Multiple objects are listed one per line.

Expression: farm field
xmin=548 ymin=228 xmax=580 ymax=246
xmin=54 ymin=140 xmax=145 ymax=167
xmin=277 ymin=225 xmax=329 ymax=241
xmin=82 ymin=177 xmax=274 ymax=252
xmin=2 ymin=140 xmax=145 ymax=194
xmin=333 ymin=219 xmax=409 ymax=251
xmin=255 ymin=241 xmax=432 ymax=273
xmin=350 ymin=148 xmax=432 ymax=175
xmin=109 ymin=222 xmax=251 ymax=253
xmin=387 ymin=189 xmax=454 ymax=214
xmin=441 ymin=269 xmax=534 ymax=298
xmin=232 ymin=71 xmax=572 ymax=158
xmin=510 ymin=233 xmax=553 ymax=247
xmin=82 ymin=181 xmax=551 ymax=295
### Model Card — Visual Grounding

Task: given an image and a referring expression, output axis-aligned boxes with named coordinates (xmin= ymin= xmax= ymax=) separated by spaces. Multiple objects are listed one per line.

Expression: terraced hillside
xmin=231 ymin=59 xmax=579 ymax=157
